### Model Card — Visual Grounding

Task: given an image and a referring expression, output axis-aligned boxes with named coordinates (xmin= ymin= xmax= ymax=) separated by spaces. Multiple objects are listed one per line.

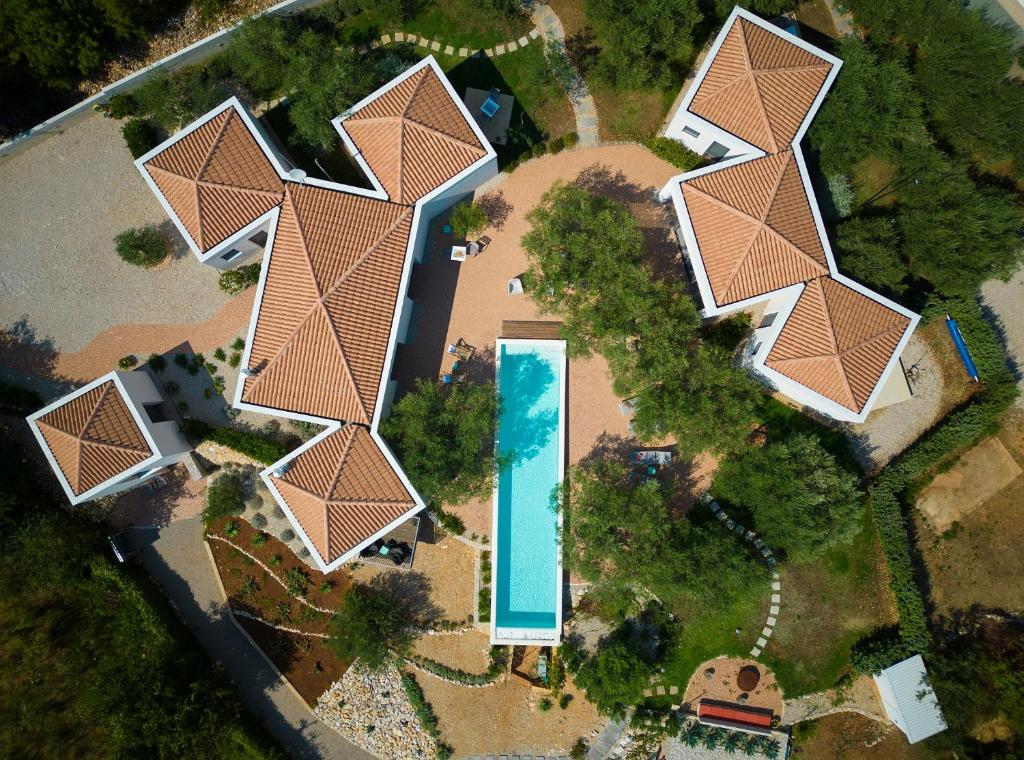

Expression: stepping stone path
xmin=700 ymin=494 xmax=782 ymax=658
xmin=361 ymin=26 xmax=542 ymax=60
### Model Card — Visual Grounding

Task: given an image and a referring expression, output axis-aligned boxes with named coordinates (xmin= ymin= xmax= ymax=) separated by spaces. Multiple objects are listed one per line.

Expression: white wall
xmin=116 ymin=370 xmax=191 ymax=458
xmin=411 ymin=155 xmax=499 ymax=262
xmin=203 ymin=221 xmax=272 ymax=270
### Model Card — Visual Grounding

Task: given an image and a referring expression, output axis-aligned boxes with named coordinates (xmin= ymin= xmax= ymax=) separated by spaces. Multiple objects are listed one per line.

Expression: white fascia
xmin=135 ymin=96 xmax=289 ymax=263
xmin=25 ymin=371 xmax=162 ymax=505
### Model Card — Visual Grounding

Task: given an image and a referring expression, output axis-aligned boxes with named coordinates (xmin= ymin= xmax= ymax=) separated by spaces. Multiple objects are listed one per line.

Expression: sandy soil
xmin=681 ymin=657 xmax=784 ymax=719
xmin=790 ymin=712 xmax=943 ymax=759
xmin=916 ymin=436 xmax=1021 ymax=532
xmin=413 ymin=629 xmax=492 ymax=674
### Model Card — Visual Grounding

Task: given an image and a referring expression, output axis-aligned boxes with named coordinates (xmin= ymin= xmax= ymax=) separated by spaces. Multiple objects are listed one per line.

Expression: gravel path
xmin=982 ymin=262 xmax=1024 ymax=406
xmin=0 ymin=112 xmax=229 ymax=354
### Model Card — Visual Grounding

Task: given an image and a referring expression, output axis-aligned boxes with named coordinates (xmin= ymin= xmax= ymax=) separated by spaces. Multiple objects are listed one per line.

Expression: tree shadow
xmin=106 ymin=463 xmax=197 ymax=529
xmin=475 ymin=189 xmax=513 ymax=230
xmin=367 ymin=569 xmax=443 ymax=629
xmin=156 ymin=219 xmax=191 ymax=261
xmin=979 ymin=299 xmax=1023 ymax=383
xmin=565 ymin=27 xmax=600 ymax=78
xmin=0 ymin=317 xmax=75 ymax=400
xmin=497 ymin=348 xmax=558 ymax=463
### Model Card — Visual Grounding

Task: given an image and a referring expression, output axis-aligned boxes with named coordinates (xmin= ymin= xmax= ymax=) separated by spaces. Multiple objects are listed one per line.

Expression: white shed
xmin=873 ymin=654 xmax=948 ymax=744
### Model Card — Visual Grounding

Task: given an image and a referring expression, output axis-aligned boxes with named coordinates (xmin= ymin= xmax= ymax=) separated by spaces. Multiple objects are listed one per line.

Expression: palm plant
xmin=680 ymin=720 xmax=704 ymax=748
xmin=224 ymin=520 xmax=240 ymax=538
xmin=762 ymin=738 xmax=781 ymax=760
xmin=741 ymin=734 xmax=759 ymax=756
xmin=240 ymin=576 xmax=259 ymax=600
xmin=723 ymin=731 xmax=742 ymax=753
xmin=703 ymin=727 xmax=724 ymax=750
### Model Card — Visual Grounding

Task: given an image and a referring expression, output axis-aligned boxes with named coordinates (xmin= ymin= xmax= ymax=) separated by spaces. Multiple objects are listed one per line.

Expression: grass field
xmin=340 ymin=0 xmax=531 ymax=49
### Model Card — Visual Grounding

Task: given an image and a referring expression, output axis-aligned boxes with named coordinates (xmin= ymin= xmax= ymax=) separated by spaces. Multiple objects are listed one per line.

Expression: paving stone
xmin=529 ymin=28 xmax=540 ymax=38
xmin=670 ymin=685 xmax=679 ymax=695
xmin=507 ymin=41 xmax=518 ymax=51
xmin=771 ymin=594 xmax=781 ymax=604
xmin=381 ymin=34 xmax=391 ymax=44
xmin=418 ymin=37 xmax=431 ymax=48
xmin=445 ymin=45 xmax=454 ymax=55
xmin=750 ymin=647 xmax=761 ymax=657
xmin=459 ymin=47 xmax=469 ymax=57
xmin=643 ymin=689 xmax=653 ymax=697
xmin=757 ymin=636 xmax=768 ymax=647
xmin=431 ymin=40 xmax=441 ymax=51
xmin=656 ymin=685 xmax=666 ymax=696
xmin=772 ymin=581 xmax=781 ymax=591
xmin=773 ymin=572 xmax=780 ymax=580
xmin=767 ymin=616 xmax=777 ymax=626
xmin=770 ymin=605 xmax=780 ymax=615
xmin=519 ymin=35 xmax=530 ymax=46
xmin=485 ymin=48 xmax=495 ymax=56
xmin=762 ymin=627 xmax=773 ymax=637
xmin=496 ymin=44 xmax=506 ymax=54
xmin=395 ymin=32 xmax=405 ymax=41
xmin=580 ymin=116 xmax=598 ymax=126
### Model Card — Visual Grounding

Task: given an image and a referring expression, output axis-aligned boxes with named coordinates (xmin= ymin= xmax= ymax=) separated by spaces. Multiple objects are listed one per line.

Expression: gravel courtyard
xmin=0 ymin=113 xmax=229 ymax=355
xmin=982 ymin=262 xmax=1024 ymax=405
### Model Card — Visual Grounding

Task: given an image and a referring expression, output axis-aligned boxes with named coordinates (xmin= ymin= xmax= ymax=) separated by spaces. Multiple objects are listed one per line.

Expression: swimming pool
xmin=490 ymin=338 xmax=566 ymax=645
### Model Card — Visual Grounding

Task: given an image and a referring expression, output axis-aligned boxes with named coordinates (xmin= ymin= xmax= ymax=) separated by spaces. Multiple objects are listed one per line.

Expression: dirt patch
xmin=413 ymin=666 xmax=603 ymax=756
xmin=917 ymin=411 xmax=1024 ymax=618
xmin=791 ymin=712 xmax=944 ymax=759
xmin=351 ymin=534 xmax=477 ymax=625
xmin=413 ymin=629 xmax=492 ymax=673
xmin=681 ymin=657 xmax=784 ymax=718
xmin=916 ymin=436 xmax=1021 ymax=532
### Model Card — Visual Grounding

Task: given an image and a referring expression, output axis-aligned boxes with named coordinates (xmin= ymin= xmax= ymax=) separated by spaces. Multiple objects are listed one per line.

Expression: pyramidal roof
xmin=144 ymin=107 xmax=285 ymax=251
xmin=273 ymin=425 xmax=416 ymax=564
xmin=681 ymin=150 xmax=829 ymax=306
xmin=241 ymin=183 xmax=414 ymax=424
xmin=688 ymin=17 xmax=832 ymax=152
xmin=766 ymin=278 xmax=911 ymax=412
xmin=35 ymin=381 xmax=152 ymax=495
xmin=342 ymin=66 xmax=488 ymax=204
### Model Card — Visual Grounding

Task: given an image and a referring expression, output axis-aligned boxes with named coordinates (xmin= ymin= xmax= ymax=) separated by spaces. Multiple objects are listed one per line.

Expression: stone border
xmin=232 ymin=607 xmax=330 ymax=638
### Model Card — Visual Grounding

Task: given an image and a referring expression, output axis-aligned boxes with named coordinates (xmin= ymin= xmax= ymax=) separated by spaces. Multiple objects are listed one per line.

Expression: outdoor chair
xmin=448 ymin=338 xmax=476 ymax=360
xmin=441 ymin=373 xmax=466 ymax=385
xmin=475 ymin=235 xmax=492 ymax=252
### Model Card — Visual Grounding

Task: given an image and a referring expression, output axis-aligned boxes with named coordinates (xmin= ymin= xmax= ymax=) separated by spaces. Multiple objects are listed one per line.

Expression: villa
xmin=659 ymin=7 xmax=920 ymax=423
xmin=26 ymin=370 xmax=191 ymax=504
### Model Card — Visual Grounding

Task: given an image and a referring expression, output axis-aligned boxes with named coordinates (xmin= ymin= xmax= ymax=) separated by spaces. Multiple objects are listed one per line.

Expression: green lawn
xmin=759 ymin=510 xmax=897 ymax=697
xmin=340 ymin=0 xmax=532 ymax=49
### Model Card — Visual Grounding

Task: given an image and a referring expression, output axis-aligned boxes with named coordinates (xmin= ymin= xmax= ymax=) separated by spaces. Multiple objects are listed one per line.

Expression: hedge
xmin=181 ymin=419 xmax=290 ymax=465
xmin=852 ymin=296 xmax=1018 ymax=673
xmin=646 ymin=137 xmax=706 ymax=172
xmin=400 ymin=672 xmax=440 ymax=737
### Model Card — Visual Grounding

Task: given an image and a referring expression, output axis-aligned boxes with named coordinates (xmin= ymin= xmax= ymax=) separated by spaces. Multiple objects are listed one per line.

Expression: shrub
xmin=121 ymin=118 xmax=159 ymax=158
xmin=232 ymin=338 xmax=246 ymax=351
xmin=218 ymin=263 xmax=262 ymax=295
xmin=401 ymin=672 xmax=439 ymax=737
xmin=559 ymin=693 xmax=572 ymax=709
xmin=212 ymin=376 xmax=226 ymax=395
xmin=204 ymin=362 xmax=217 ymax=375
xmin=449 ymin=201 xmax=489 ymax=239
xmin=564 ymin=132 xmax=579 ymax=149
xmin=146 ymin=353 xmax=167 ymax=373
xmin=240 ymin=576 xmax=259 ymax=599
xmin=213 ymin=348 xmax=227 ymax=361
xmin=269 ymin=554 xmax=283 ymax=567
xmin=539 ymin=697 xmax=553 ymax=711
xmin=436 ymin=509 xmax=466 ymax=536
xmin=280 ymin=529 xmax=295 ymax=543
xmin=251 ymin=533 xmax=268 ymax=548
xmin=320 ymin=580 xmax=334 ymax=594
xmin=252 ymin=512 xmax=267 ymax=529
xmin=229 ymin=352 xmax=242 ymax=368
xmin=180 ymin=419 xmax=290 ymax=465
xmin=204 ymin=473 xmax=246 ymax=525
xmin=101 ymin=93 xmax=138 ymax=119
xmin=117 ymin=355 xmax=136 ymax=370
xmin=328 ymin=584 xmax=414 ymax=669
xmin=115 ymin=227 xmax=167 ymax=267
xmin=223 ymin=520 xmax=240 ymax=538
xmin=405 ymin=655 xmax=501 ymax=685
xmin=571 ymin=739 xmax=588 ymax=760
xmin=174 ymin=353 xmax=189 ymax=369
xmin=477 ymin=587 xmax=491 ymax=622
xmin=283 ymin=567 xmax=307 ymax=597
xmin=647 ymin=137 xmax=704 ymax=171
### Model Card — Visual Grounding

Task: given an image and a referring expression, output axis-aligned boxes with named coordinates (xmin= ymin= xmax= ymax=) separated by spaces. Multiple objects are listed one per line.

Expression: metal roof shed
xmin=873 ymin=654 xmax=948 ymax=744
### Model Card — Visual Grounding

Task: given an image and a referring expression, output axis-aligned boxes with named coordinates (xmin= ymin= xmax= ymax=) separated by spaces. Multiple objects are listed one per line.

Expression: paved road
xmin=132 ymin=517 xmax=373 ymax=760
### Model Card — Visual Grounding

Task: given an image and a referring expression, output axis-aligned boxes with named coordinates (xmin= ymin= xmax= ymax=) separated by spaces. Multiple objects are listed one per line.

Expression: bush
xmin=252 ymin=512 xmax=267 ymax=529
xmin=146 ymin=353 xmax=167 ymax=373
xmin=449 ymin=201 xmax=489 ymax=239
xmin=269 ymin=554 xmax=283 ymax=567
xmin=204 ymin=473 xmax=246 ymax=525
xmin=218 ymin=263 xmax=262 ymax=295
xmin=435 ymin=509 xmax=467 ymax=536
xmin=406 ymin=655 xmax=501 ymax=685
xmin=280 ymin=529 xmax=295 ymax=543
xmin=115 ymin=227 xmax=167 ymax=268
xmin=117 ymin=355 xmax=136 ymax=370
xmin=328 ymin=584 xmax=414 ymax=669
xmin=223 ymin=520 xmax=240 ymax=538
xmin=180 ymin=419 xmax=290 ymax=465
xmin=283 ymin=567 xmax=307 ymax=597
xmin=401 ymin=672 xmax=440 ymax=737
xmin=174 ymin=353 xmax=189 ymax=369
xmin=647 ymin=137 xmax=704 ymax=171
xmin=320 ymin=580 xmax=334 ymax=594
xmin=102 ymin=92 xmax=137 ymax=120
xmin=232 ymin=338 xmax=246 ymax=351
xmin=251 ymin=533 xmax=268 ymax=548
xmin=121 ymin=118 xmax=159 ymax=158
xmin=229 ymin=352 xmax=242 ymax=368
xmin=213 ymin=348 xmax=227 ymax=361
xmin=559 ymin=693 xmax=572 ymax=709
xmin=539 ymin=697 xmax=553 ymax=711
xmin=477 ymin=586 xmax=491 ymax=622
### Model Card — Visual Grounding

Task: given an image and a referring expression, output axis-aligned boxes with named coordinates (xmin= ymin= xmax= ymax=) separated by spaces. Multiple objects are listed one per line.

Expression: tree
xmin=380 ymin=379 xmax=500 ymax=508
xmin=834 ymin=215 xmax=906 ymax=295
xmin=712 ymin=433 xmax=864 ymax=561
xmin=327 ymin=583 xmax=413 ymax=669
xmin=204 ymin=471 xmax=246 ymax=525
xmin=226 ymin=16 xmax=298 ymax=100
xmin=114 ymin=226 xmax=167 ymax=267
xmin=575 ymin=642 xmax=652 ymax=717
xmin=449 ymin=201 xmax=489 ymax=239
xmin=564 ymin=460 xmax=764 ymax=614
xmin=584 ymin=0 xmax=701 ymax=89
xmin=132 ymin=65 xmax=229 ymax=132
xmin=121 ymin=117 xmax=159 ymax=159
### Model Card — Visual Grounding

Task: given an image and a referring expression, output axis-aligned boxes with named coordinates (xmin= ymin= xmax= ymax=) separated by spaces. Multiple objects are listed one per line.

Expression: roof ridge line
xmin=402 ymin=67 xmax=429 ymax=119
xmin=812 ymin=279 xmax=859 ymax=407
xmin=319 ymin=205 xmax=414 ymax=302
xmin=326 ymin=422 xmax=357 ymax=500
xmin=837 ymin=321 xmax=908 ymax=359
xmin=195 ymin=179 xmax=284 ymax=199
xmin=193 ymin=111 xmax=235 ymax=248
xmin=737 ymin=21 xmax=779 ymax=154
xmin=754 ymin=62 xmax=833 ymax=76
xmin=78 ymin=436 xmax=151 ymax=456
xmin=402 ymin=117 xmax=487 ymax=155
xmin=318 ymin=301 xmax=371 ymax=423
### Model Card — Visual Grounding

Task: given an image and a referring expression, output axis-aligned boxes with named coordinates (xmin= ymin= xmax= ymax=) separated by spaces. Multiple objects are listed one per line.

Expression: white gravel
xmin=0 ymin=112 xmax=229 ymax=353
xmin=982 ymin=262 xmax=1024 ymax=407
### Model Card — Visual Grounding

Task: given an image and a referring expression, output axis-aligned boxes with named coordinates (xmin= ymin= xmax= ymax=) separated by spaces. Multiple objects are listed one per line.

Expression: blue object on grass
xmin=946 ymin=313 xmax=979 ymax=382
xmin=480 ymin=88 xmax=501 ymax=118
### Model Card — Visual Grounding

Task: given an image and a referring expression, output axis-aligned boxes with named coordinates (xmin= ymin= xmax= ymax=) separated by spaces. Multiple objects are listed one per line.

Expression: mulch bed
xmin=207 ymin=516 xmax=354 ymax=703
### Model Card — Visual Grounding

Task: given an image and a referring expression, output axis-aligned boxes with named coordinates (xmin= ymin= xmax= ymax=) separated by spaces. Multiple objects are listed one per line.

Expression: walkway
xmin=131 ymin=517 xmax=373 ymax=760
xmin=531 ymin=4 xmax=599 ymax=147
xmin=363 ymin=28 xmax=542 ymax=59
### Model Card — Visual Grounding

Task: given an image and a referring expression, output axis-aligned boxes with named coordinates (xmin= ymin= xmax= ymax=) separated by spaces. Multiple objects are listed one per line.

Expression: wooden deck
xmin=500 ymin=320 xmax=563 ymax=340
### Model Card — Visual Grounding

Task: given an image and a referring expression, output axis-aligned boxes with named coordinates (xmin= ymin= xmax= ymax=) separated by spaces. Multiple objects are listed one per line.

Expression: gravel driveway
xmin=0 ymin=113 xmax=229 ymax=354
xmin=982 ymin=262 xmax=1024 ymax=406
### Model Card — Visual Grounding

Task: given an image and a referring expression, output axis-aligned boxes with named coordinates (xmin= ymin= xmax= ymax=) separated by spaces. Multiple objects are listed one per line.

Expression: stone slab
xmin=771 ymin=594 xmax=781 ymax=604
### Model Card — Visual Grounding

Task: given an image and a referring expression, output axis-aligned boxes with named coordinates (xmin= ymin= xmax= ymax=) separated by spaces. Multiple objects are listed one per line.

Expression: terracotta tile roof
xmin=144 ymin=107 xmax=285 ymax=251
xmin=35 ymin=381 xmax=152 ymax=495
xmin=241 ymin=183 xmax=414 ymax=423
xmin=681 ymin=150 xmax=829 ymax=305
xmin=342 ymin=66 xmax=487 ymax=204
xmin=688 ymin=17 xmax=832 ymax=152
xmin=766 ymin=278 xmax=911 ymax=412
xmin=272 ymin=425 xmax=416 ymax=564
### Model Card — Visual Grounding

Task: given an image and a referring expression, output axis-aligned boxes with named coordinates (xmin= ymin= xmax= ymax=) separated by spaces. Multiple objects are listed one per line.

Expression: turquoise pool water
xmin=494 ymin=341 xmax=563 ymax=633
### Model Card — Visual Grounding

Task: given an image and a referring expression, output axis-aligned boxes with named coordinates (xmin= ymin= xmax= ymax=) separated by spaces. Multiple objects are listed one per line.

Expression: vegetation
xmin=522 ymin=182 xmax=762 ymax=456
xmin=0 ymin=427 xmax=282 ymax=757
xmin=219 ymin=263 xmax=262 ymax=295
xmin=181 ymin=419 xmax=291 ymax=465
xmin=448 ymin=201 xmax=489 ymax=240
xmin=204 ymin=472 xmax=247 ymax=525
xmin=401 ymin=672 xmax=453 ymax=758
xmin=327 ymin=583 xmax=413 ymax=670
xmin=121 ymin=118 xmax=160 ymax=158
xmin=712 ymin=433 xmax=864 ymax=561
xmin=0 ymin=382 xmax=42 ymax=416
xmin=114 ymin=226 xmax=168 ymax=268
xmin=646 ymin=137 xmax=705 ymax=171
xmin=380 ymin=378 xmax=501 ymax=508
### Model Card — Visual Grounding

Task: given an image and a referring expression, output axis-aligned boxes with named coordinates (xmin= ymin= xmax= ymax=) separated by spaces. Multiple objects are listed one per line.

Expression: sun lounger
xmin=441 ymin=373 xmax=465 ymax=385
xmin=631 ymin=450 xmax=672 ymax=466
xmin=447 ymin=338 xmax=476 ymax=360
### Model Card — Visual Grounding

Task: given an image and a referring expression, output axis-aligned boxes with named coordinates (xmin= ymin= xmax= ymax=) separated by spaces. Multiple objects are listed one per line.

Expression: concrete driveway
xmin=131 ymin=517 xmax=373 ymax=760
